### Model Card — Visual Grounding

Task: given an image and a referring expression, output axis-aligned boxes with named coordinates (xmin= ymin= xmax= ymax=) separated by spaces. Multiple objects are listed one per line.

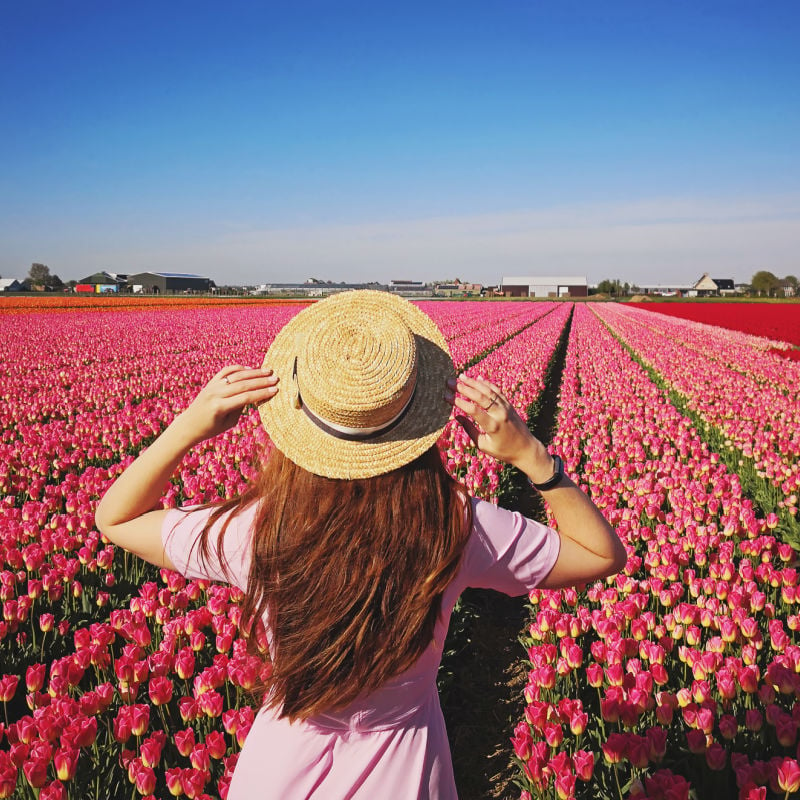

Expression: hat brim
xmin=258 ymin=291 xmax=454 ymax=479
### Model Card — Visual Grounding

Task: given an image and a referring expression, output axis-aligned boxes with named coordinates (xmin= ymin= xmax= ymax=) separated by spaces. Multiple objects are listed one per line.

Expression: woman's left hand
xmin=175 ymin=365 xmax=280 ymax=446
xmin=445 ymin=374 xmax=554 ymax=481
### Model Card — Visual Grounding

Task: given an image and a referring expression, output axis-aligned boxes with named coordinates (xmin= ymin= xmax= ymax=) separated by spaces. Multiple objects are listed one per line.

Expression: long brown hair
xmin=193 ymin=444 xmax=473 ymax=722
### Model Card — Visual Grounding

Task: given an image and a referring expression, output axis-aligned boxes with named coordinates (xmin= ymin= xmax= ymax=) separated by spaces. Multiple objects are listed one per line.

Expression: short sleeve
xmin=453 ymin=498 xmax=561 ymax=597
xmin=162 ymin=503 xmax=255 ymax=589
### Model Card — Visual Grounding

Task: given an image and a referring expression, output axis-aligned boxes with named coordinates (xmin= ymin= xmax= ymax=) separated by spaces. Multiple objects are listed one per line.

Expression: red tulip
xmin=190 ymin=743 xmax=210 ymax=772
xmin=572 ymin=749 xmax=594 ymax=782
xmin=130 ymin=704 xmax=150 ymax=737
xmin=22 ymin=755 xmax=49 ymax=788
xmin=181 ymin=767 xmax=208 ymax=799
xmin=140 ymin=733 xmax=166 ymax=769
xmin=0 ymin=675 xmax=19 ymax=703
xmin=601 ymin=733 xmax=626 ymax=765
xmin=197 ymin=690 xmax=223 ymax=718
xmin=205 ymin=729 xmax=227 ymax=760
xmin=165 ymin=767 xmax=183 ymax=797
xmin=778 ymin=758 xmax=800 ymax=793
xmin=39 ymin=781 xmax=67 ymax=800
xmin=175 ymin=648 xmax=196 ymax=680
xmin=53 ymin=748 xmax=79 ymax=781
xmin=0 ymin=751 xmax=17 ymax=799
xmin=148 ymin=675 xmax=173 ymax=706
xmin=554 ymin=769 xmax=576 ymax=800
xmin=179 ymin=696 xmax=199 ymax=723
xmin=705 ymin=742 xmax=727 ymax=771
xmin=134 ymin=764 xmax=156 ymax=796
xmin=175 ymin=727 xmax=196 ymax=757
xmin=585 ymin=663 xmax=603 ymax=688
xmin=686 ymin=729 xmax=707 ymax=755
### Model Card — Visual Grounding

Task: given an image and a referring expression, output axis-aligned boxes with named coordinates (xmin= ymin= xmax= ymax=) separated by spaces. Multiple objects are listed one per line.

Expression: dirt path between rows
xmin=439 ymin=308 xmax=573 ymax=800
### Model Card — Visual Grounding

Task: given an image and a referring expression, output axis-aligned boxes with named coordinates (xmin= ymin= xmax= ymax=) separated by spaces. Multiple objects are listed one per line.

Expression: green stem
xmin=613 ymin=763 xmax=623 ymax=800
xmin=595 ymin=687 xmax=607 ymax=740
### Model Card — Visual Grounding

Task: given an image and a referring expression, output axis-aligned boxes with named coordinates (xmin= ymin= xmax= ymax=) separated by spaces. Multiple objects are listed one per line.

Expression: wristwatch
xmin=528 ymin=454 xmax=565 ymax=491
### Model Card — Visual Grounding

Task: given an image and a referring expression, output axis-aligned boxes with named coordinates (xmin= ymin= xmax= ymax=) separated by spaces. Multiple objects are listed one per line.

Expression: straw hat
xmin=258 ymin=290 xmax=454 ymax=479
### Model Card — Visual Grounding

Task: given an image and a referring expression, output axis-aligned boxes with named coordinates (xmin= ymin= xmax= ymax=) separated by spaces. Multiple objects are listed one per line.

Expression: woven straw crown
xmin=258 ymin=290 xmax=453 ymax=479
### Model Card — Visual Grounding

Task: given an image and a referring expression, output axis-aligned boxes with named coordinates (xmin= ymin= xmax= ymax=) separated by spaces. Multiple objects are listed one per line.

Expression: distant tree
xmin=750 ymin=270 xmax=780 ymax=296
xmin=784 ymin=275 xmax=798 ymax=289
xmin=28 ymin=263 xmax=51 ymax=286
xmin=596 ymin=279 xmax=615 ymax=295
xmin=27 ymin=263 xmax=65 ymax=290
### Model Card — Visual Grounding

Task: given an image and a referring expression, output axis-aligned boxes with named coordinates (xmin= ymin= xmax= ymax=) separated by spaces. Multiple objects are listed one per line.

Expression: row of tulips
xmin=601 ymin=304 xmax=799 ymax=388
xmin=512 ymin=304 xmax=798 ymax=799
xmin=0 ymin=301 xmax=552 ymax=797
xmin=420 ymin=301 xmax=559 ymax=372
xmin=592 ymin=304 xmax=799 ymax=537
xmin=440 ymin=303 xmax=572 ymax=500
xmin=0 ymin=296 xmax=310 ymax=313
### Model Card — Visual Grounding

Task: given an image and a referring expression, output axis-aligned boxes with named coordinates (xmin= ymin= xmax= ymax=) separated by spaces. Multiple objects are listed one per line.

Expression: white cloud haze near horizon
xmin=14 ymin=194 xmax=799 ymax=287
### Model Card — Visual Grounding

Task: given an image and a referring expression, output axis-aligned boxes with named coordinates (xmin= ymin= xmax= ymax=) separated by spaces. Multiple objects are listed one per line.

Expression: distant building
xmin=433 ymin=281 xmax=482 ymax=297
xmin=501 ymin=276 xmax=588 ymax=298
xmin=75 ymin=271 xmax=127 ymax=294
xmin=388 ymin=280 xmax=433 ymax=297
xmin=252 ymin=281 xmax=388 ymax=297
xmin=690 ymin=274 xmax=735 ymax=297
xmin=635 ymin=283 xmax=692 ymax=297
xmin=0 ymin=278 xmax=23 ymax=292
xmin=127 ymin=272 xmax=214 ymax=294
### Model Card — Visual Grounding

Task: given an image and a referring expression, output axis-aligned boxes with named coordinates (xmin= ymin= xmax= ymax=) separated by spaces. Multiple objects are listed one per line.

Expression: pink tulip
xmin=165 ymin=767 xmax=183 ymax=797
xmin=778 ymin=758 xmax=800 ymax=793
xmin=0 ymin=675 xmax=19 ymax=703
xmin=134 ymin=764 xmax=156 ymax=796
xmin=147 ymin=675 xmax=173 ymax=706
xmin=22 ymin=755 xmax=49 ymax=788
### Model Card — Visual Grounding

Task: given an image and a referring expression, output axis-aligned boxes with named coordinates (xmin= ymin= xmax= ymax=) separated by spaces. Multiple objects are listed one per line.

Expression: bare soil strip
xmin=439 ymin=308 xmax=574 ymax=800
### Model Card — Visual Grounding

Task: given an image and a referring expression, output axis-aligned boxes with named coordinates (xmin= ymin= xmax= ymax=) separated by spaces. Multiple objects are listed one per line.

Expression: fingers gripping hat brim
xmin=258 ymin=291 xmax=454 ymax=479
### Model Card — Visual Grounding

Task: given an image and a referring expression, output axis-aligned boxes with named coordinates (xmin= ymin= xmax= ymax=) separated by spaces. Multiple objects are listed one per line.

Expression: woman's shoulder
xmin=455 ymin=496 xmax=560 ymax=596
xmin=162 ymin=500 xmax=259 ymax=586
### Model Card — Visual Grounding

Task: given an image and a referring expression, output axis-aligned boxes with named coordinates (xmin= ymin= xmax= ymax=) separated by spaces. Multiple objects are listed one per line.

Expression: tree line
xmin=750 ymin=271 xmax=797 ymax=296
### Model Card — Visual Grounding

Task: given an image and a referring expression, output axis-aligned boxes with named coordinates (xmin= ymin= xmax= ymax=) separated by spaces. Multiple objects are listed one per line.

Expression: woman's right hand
xmin=446 ymin=374 xmax=556 ymax=484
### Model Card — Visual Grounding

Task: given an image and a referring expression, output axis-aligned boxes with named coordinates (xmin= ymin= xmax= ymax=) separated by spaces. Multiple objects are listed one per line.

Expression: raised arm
xmin=446 ymin=374 xmax=627 ymax=589
xmin=94 ymin=366 xmax=278 ymax=568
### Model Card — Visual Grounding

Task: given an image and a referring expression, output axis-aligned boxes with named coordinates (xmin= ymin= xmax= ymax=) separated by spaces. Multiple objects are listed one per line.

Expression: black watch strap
xmin=528 ymin=454 xmax=565 ymax=491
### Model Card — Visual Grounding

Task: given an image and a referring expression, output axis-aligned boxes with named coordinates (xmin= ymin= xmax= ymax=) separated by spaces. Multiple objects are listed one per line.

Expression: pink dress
xmin=162 ymin=498 xmax=560 ymax=800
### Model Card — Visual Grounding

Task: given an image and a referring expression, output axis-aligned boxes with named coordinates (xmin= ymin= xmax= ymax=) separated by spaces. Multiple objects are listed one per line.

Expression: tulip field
xmin=1 ymin=298 xmax=799 ymax=800
xmin=626 ymin=302 xmax=800 ymax=350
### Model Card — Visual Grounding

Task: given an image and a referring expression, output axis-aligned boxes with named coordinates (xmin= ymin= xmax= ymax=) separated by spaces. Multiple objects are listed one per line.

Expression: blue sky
xmin=1 ymin=1 xmax=798 ymax=286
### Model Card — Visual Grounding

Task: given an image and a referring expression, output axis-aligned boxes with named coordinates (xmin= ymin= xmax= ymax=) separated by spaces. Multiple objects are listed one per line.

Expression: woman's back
xmin=163 ymin=494 xmax=561 ymax=799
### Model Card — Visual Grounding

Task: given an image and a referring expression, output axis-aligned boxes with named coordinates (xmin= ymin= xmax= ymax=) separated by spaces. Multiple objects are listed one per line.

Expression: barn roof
xmin=150 ymin=272 xmax=209 ymax=279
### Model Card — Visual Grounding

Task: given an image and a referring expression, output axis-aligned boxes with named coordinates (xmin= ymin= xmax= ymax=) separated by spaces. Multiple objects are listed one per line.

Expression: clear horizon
xmin=2 ymin=1 xmax=798 ymax=287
